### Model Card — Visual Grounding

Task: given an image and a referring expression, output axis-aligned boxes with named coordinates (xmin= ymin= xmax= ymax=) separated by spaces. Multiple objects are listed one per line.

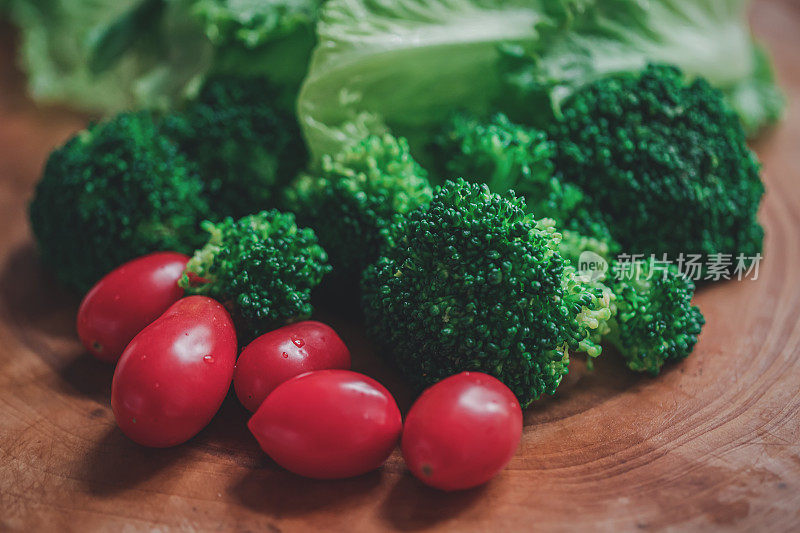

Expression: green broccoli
xmin=162 ymin=76 xmax=307 ymax=218
xmin=604 ymin=259 xmax=705 ymax=375
xmin=179 ymin=210 xmax=331 ymax=338
xmin=29 ymin=112 xmax=210 ymax=293
xmin=434 ymin=112 xmax=619 ymax=252
xmin=559 ymin=236 xmax=704 ymax=374
xmin=432 ymin=111 xmax=705 ymax=375
xmin=362 ymin=179 xmax=612 ymax=406
xmin=286 ymin=133 xmax=433 ymax=285
xmin=548 ymin=64 xmax=764 ymax=264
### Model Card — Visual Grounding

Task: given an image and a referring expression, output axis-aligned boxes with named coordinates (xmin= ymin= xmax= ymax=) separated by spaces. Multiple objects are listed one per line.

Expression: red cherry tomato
xmin=234 ymin=321 xmax=351 ymax=412
xmin=248 ymin=370 xmax=402 ymax=479
xmin=111 ymin=296 xmax=237 ymax=447
xmin=77 ymin=252 xmax=189 ymax=362
xmin=401 ymin=372 xmax=522 ymax=491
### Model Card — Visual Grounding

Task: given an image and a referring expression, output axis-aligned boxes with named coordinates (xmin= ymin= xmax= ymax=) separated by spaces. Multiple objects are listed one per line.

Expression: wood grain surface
xmin=2 ymin=2 xmax=800 ymax=531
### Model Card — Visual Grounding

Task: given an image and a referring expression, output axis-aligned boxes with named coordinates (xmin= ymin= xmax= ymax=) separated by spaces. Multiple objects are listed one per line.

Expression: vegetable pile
xmin=17 ymin=0 xmax=777 ymax=489
xmin=79 ymin=253 xmax=516 ymax=488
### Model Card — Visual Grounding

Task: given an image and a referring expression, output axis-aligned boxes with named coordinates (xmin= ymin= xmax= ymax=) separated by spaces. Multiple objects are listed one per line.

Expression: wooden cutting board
xmin=1 ymin=2 xmax=799 ymax=530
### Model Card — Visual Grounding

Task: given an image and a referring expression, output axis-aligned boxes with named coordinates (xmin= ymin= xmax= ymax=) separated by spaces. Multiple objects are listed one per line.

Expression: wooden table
xmin=1 ymin=2 xmax=799 ymax=531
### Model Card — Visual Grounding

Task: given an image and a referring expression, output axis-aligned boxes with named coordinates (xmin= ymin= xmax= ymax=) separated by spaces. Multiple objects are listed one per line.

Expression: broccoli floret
xmin=548 ymin=64 xmax=764 ymax=264
xmin=29 ymin=112 xmax=210 ymax=293
xmin=604 ymin=259 xmax=705 ymax=375
xmin=162 ymin=76 xmax=307 ymax=218
xmin=434 ymin=112 xmax=618 ymax=249
xmin=285 ymin=133 xmax=433 ymax=284
xmin=560 ymin=235 xmax=704 ymax=374
xmin=179 ymin=210 xmax=331 ymax=338
xmin=362 ymin=179 xmax=611 ymax=407
xmin=558 ymin=230 xmax=617 ymax=267
xmin=434 ymin=110 xmax=704 ymax=375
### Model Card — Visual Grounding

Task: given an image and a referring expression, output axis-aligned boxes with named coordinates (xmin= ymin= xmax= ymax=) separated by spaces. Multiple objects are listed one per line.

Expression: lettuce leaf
xmin=8 ymin=0 xmax=323 ymax=113
xmin=500 ymin=0 xmax=784 ymax=137
xmin=724 ymin=43 xmax=785 ymax=135
xmin=191 ymin=0 xmax=323 ymax=89
xmin=297 ymin=0 xmax=574 ymax=161
xmin=8 ymin=0 xmax=173 ymax=112
xmin=9 ymin=0 xmax=782 ymax=140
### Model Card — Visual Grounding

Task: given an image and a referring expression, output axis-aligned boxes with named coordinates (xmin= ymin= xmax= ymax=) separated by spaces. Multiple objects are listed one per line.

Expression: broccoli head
xmin=548 ymin=64 xmax=764 ymax=264
xmin=604 ymin=259 xmax=705 ymax=374
xmin=162 ymin=76 xmax=307 ymax=218
xmin=179 ymin=210 xmax=331 ymax=338
xmin=286 ymin=133 xmax=433 ymax=284
xmin=434 ymin=112 xmax=619 ymax=250
xmin=29 ymin=112 xmax=210 ymax=293
xmin=560 ymin=236 xmax=705 ymax=375
xmin=361 ymin=179 xmax=611 ymax=406
xmin=434 ymin=110 xmax=705 ymax=375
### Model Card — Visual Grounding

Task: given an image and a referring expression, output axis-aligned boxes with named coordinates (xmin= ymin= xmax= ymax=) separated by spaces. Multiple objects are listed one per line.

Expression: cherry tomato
xmin=248 ymin=370 xmax=402 ymax=479
xmin=77 ymin=252 xmax=189 ymax=362
xmin=234 ymin=321 xmax=350 ymax=412
xmin=111 ymin=296 xmax=237 ymax=447
xmin=401 ymin=372 xmax=522 ymax=491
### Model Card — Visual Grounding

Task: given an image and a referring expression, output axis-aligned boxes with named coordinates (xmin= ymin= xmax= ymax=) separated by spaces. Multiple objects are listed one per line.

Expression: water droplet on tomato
xmin=291 ymin=336 xmax=305 ymax=348
xmin=203 ymin=355 xmax=215 ymax=364
xmin=282 ymin=352 xmax=289 ymax=358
